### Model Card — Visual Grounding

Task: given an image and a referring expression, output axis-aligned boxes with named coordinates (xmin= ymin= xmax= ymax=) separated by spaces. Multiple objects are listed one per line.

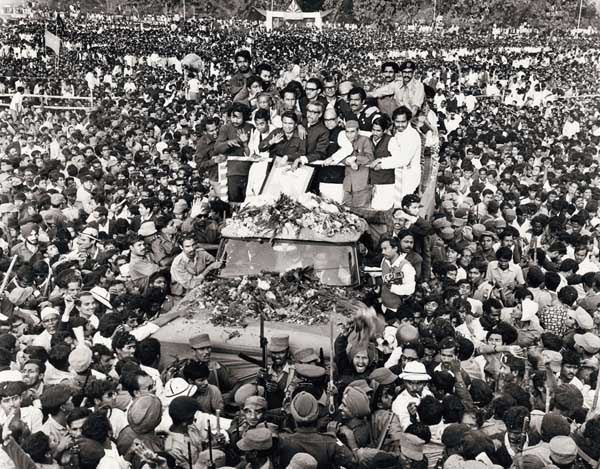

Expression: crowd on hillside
xmin=0 ymin=10 xmax=599 ymax=469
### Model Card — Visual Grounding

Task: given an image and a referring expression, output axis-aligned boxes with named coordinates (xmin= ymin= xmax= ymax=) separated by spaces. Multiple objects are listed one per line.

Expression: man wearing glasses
xmin=323 ymin=76 xmax=353 ymax=121
xmin=292 ymin=101 xmax=328 ymax=170
xmin=300 ymin=77 xmax=327 ymax=117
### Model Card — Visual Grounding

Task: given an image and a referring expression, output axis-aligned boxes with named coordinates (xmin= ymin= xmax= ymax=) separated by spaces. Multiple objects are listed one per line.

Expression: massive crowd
xmin=0 ymin=8 xmax=599 ymax=469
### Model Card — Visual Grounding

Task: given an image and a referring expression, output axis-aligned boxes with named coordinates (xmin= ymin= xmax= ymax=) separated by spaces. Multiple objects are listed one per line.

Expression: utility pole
xmin=577 ymin=0 xmax=583 ymax=29
xmin=433 ymin=0 xmax=437 ymax=25
xmin=183 ymin=0 xmax=186 ymax=20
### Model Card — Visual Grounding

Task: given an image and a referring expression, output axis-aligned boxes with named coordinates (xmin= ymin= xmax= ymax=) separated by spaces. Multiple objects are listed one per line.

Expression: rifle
xmin=238 ymin=352 xmax=263 ymax=368
xmin=207 ymin=421 xmax=215 ymax=469
xmin=516 ymin=416 xmax=530 ymax=469
xmin=376 ymin=412 xmax=395 ymax=450
xmin=0 ymin=255 xmax=17 ymax=297
xmin=258 ymin=312 xmax=270 ymax=398
xmin=592 ymin=375 xmax=600 ymax=413
xmin=328 ymin=308 xmax=336 ymax=416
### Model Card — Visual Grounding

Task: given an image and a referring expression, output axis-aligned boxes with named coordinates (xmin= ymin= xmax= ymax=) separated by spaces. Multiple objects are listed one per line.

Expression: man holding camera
xmin=379 ymin=236 xmax=416 ymax=323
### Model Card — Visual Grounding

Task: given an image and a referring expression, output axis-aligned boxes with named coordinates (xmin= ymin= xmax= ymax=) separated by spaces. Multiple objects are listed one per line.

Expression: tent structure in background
xmin=254 ymin=0 xmax=333 ymax=30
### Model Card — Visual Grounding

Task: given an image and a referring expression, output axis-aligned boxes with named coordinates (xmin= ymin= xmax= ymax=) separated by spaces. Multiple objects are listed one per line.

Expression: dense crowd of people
xmin=0 ymin=8 xmax=600 ymax=469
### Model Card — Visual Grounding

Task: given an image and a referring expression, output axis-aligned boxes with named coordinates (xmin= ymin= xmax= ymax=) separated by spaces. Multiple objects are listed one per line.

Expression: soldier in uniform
xmin=284 ymin=364 xmax=330 ymax=431
xmin=228 ymin=395 xmax=279 ymax=466
xmin=188 ymin=333 xmax=233 ymax=394
xmin=260 ymin=335 xmax=295 ymax=410
xmin=278 ymin=391 xmax=358 ymax=469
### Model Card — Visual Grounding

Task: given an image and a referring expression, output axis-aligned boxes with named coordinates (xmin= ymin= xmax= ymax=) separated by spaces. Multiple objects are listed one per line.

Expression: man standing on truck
xmin=170 ymin=233 xmax=222 ymax=296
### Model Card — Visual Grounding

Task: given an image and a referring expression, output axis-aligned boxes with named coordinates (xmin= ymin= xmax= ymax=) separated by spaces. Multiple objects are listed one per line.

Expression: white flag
xmin=44 ymin=29 xmax=61 ymax=56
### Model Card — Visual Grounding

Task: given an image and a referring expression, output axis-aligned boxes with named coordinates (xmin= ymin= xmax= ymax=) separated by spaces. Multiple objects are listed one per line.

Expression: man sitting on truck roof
xmin=170 ymin=233 xmax=223 ymax=296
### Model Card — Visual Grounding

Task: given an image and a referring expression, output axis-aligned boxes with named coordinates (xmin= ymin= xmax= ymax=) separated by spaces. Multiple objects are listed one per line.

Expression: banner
xmin=44 ymin=29 xmax=61 ymax=56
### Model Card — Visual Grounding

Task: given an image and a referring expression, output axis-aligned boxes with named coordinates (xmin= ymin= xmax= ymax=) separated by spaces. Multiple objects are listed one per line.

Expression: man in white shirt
xmin=370 ymin=106 xmax=422 ymax=206
xmin=0 ymin=381 xmax=43 ymax=432
xmin=187 ymin=72 xmax=201 ymax=102
xmin=392 ymin=361 xmax=433 ymax=430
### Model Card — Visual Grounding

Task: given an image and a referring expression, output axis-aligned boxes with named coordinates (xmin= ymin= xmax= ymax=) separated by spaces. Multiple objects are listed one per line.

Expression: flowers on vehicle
xmin=180 ymin=268 xmax=364 ymax=327
xmin=223 ymin=193 xmax=366 ymax=241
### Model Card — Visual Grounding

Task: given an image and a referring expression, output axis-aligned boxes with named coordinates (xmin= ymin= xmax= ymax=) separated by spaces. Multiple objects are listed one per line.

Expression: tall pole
xmin=577 ymin=0 xmax=583 ymax=29
xmin=183 ymin=0 xmax=186 ymax=20
xmin=433 ymin=0 xmax=437 ymax=26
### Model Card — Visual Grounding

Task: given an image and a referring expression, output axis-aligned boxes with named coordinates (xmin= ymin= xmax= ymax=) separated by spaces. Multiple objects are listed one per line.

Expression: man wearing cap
xmin=279 ymin=391 xmax=357 ymax=469
xmin=171 ymin=233 xmax=222 ymax=296
xmin=138 ymin=220 xmax=175 ymax=269
xmin=573 ymin=332 xmax=600 ymax=360
xmin=56 ymin=225 xmax=101 ymax=271
xmin=0 ymin=380 xmax=43 ymax=433
xmin=259 ymin=335 xmax=295 ymax=409
xmin=286 ymin=364 xmax=329 ymax=424
xmin=548 ymin=435 xmax=583 ymax=469
xmin=369 ymin=60 xmax=425 ymax=114
xmin=32 ymin=307 xmax=61 ymax=352
xmin=40 ymin=384 xmax=75 ymax=455
xmin=69 ymin=345 xmax=106 ymax=390
xmin=11 ymin=222 xmax=42 ymax=263
xmin=392 ymin=361 xmax=433 ymax=430
xmin=188 ymin=333 xmax=233 ymax=393
xmin=237 ymin=427 xmax=276 ymax=469
xmin=229 ymin=395 xmax=278 ymax=463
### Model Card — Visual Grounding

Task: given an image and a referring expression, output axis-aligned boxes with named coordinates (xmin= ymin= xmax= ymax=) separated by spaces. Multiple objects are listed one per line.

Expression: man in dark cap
xmin=40 ymin=384 xmax=75 ymax=456
xmin=237 ymin=427 xmax=275 ymax=469
xmin=278 ymin=392 xmax=358 ymax=469
xmin=11 ymin=222 xmax=42 ymax=263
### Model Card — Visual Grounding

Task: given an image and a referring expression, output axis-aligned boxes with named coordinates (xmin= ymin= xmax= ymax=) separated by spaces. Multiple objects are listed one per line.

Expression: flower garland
xmin=183 ymin=267 xmax=364 ymax=327
xmin=223 ymin=193 xmax=366 ymax=240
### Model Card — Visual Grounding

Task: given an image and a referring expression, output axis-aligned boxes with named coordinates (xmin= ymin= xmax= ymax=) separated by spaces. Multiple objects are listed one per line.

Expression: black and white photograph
xmin=0 ymin=0 xmax=599 ymax=467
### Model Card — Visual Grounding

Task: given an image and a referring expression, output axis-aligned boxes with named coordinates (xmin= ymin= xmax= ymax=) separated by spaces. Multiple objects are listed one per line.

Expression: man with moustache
xmin=370 ymin=60 xmax=426 ymax=114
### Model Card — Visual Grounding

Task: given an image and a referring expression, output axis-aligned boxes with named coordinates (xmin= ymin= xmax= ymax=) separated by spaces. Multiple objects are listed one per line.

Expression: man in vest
xmin=380 ymin=235 xmax=417 ymax=323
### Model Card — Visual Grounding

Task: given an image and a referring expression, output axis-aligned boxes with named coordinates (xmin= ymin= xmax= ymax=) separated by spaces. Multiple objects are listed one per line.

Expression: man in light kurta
xmin=371 ymin=106 xmax=422 ymax=207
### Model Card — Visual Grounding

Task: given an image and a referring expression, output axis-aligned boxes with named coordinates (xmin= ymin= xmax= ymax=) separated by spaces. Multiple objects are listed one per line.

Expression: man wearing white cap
xmin=32 ymin=307 xmax=61 ymax=352
xmin=138 ymin=220 xmax=176 ymax=268
xmin=392 ymin=361 xmax=433 ymax=430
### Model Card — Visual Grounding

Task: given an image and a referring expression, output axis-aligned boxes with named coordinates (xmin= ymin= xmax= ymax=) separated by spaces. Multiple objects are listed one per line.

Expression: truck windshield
xmin=219 ymin=238 xmax=359 ymax=286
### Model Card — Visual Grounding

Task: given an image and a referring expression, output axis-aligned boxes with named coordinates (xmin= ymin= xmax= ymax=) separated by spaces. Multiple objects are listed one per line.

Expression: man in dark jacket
xmin=278 ymin=392 xmax=358 ymax=469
